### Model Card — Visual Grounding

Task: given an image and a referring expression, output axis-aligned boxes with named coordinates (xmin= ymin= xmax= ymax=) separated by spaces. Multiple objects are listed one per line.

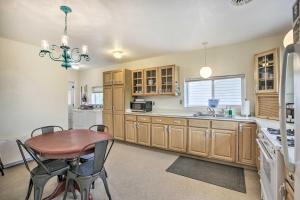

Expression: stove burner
xmin=267 ymin=128 xmax=295 ymax=136
xmin=276 ymin=136 xmax=295 ymax=147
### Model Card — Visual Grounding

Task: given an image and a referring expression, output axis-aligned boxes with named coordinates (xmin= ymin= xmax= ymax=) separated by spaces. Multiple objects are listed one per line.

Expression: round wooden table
xmin=25 ymin=129 xmax=113 ymax=200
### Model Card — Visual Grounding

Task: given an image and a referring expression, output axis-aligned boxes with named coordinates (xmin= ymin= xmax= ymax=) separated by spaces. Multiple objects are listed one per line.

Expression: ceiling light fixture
xmin=39 ymin=5 xmax=90 ymax=69
xmin=113 ymin=51 xmax=123 ymax=59
xmin=283 ymin=29 xmax=293 ymax=48
xmin=231 ymin=0 xmax=253 ymax=6
xmin=200 ymin=42 xmax=212 ymax=79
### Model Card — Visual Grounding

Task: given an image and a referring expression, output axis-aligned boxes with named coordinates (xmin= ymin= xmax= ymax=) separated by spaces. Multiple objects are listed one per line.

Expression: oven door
xmin=257 ymin=139 xmax=275 ymax=200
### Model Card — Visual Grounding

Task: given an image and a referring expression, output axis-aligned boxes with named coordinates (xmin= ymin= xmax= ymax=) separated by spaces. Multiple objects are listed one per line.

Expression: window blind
xmin=185 ymin=80 xmax=212 ymax=106
xmin=214 ymin=78 xmax=242 ymax=105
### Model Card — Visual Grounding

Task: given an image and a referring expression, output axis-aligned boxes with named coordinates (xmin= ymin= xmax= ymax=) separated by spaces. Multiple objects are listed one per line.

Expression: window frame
xmin=184 ymin=74 xmax=246 ymax=108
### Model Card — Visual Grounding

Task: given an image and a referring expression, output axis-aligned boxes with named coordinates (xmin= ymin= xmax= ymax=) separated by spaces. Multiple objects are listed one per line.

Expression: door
xmin=137 ymin=122 xmax=151 ymax=146
xmin=103 ymin=86 xmax=112 ymax=111
xmin=103 ymin=110 xmax=113 ymax=136
xmin=113 ymin=114 xmax=124 ymax=140
xmin=112 ymin=85 xmax=124 ymax=112
xmin=151 ymin=124 xmax=168 ymax=149
xmin=188 ymin=127 xmax=209 ymax=157
xmin=168 ymin=125 xmax=187 ymax=152
xmin=112 ymin=70 xmax=124 ymax=85
xmin=237 ymin=123 xmax=257 ymax=166
xmin=210 ymin=129 xmax=236 ymax=162
xmin=103 ymin=71 xmax=113 ymax=86
xmin=68 ymin=81 xmax=75 ymax=129
xmin=125 ymin=120 xmax=137 ymax=143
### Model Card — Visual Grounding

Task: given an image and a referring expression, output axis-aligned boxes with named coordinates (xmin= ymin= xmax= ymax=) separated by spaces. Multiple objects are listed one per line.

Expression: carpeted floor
xmin=0 ymin=142 xmax=260 ymax=200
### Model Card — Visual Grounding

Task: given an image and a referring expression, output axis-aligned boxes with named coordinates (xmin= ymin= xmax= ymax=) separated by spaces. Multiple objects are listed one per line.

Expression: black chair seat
xmin=32 ymin=159 xmax=69 ymax=175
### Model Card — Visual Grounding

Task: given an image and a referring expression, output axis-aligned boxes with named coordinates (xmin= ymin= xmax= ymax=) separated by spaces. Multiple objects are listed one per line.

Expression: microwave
xmin=130 ymin=101 xmax=153 ymax=112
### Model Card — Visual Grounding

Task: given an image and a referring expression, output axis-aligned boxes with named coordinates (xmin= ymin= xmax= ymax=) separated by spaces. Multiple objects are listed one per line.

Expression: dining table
xmin=25 ymin=129 xmax=113 ymax=200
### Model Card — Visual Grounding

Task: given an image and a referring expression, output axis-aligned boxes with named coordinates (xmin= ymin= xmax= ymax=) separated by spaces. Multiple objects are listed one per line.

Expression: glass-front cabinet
xmin=132 ymin=70 xmax=144 ymax=96
xmin=254 ymin=48 xmax=279 ymax=93
xmin=144 ymin=68 xmax=158 ymax=95
xmin=159 ymin=65 xmax=176 ymax=95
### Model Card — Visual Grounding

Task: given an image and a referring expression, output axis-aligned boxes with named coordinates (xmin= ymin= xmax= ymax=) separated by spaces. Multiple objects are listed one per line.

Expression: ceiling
xmin=0 ymin=0 xmax=294 ymax=68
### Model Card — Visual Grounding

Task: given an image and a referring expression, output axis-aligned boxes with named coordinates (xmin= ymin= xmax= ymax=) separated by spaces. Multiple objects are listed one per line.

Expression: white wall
xmin=0 ymin=37 xmax=78 ymax=165
xmin=78 ymin=34 xmax=285 ymax=114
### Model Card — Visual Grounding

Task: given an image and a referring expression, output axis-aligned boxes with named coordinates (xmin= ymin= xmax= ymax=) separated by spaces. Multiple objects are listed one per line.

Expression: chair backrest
xmin=89 ymin=124 xmax=108 ymax=132
xmin=79 ymin=139 xmax=114 ymax=175
xmin=16 ymin=139 xmax=50 ymax=176
xmin=31 ymin=125 xmax=63 ymax=137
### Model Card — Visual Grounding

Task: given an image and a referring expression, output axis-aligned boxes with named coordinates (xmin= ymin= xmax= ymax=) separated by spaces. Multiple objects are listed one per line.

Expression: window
xmin=91 ymin=86 xmax=103 ymax=105
xmin=184 ymin=75 xmax=244 ymax=107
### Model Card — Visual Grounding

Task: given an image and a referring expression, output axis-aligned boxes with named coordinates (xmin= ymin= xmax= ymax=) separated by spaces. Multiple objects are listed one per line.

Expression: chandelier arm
xmin=70 ymin=48 xmax=82 ymax=63
xmin=48 ymin=45 xmax=62 ymax=60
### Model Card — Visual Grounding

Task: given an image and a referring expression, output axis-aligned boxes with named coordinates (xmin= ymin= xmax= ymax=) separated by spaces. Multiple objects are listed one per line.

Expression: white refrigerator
xmin=280 ymin=1 xmax=300 ymax=198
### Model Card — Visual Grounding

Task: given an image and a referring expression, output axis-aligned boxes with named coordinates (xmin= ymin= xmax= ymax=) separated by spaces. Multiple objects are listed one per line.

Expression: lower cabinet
xmin=137 ymin=122 xmax=151 ymax=146
xmin=125 ymin=120 xmax=137 ymax=143
xmin=151 ymin=124 xmax=168 ymax=149
xmin=168 ymin=125 xmax=187 ymax=152
xmin=237 ymin=123 xmax=257 ymax=166
xmin=103 ymin=110 xmax=113 ymax=136
xmin=285 ymin=181 xmax=294 ymax=200
xmin=210 ymin=129 xmax=236 ymax=162
xmin=113 ymin=113 xmax=125 ymax=140
xmin=187 ymin=127 xmax=209 ymax=157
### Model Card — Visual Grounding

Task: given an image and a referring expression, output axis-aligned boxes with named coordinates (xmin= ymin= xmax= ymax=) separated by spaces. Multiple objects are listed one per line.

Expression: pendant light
xmin=283 ymin=29 xmax=293 ymax=48
xmin=200 ymin=42 xmax=212 ymax=78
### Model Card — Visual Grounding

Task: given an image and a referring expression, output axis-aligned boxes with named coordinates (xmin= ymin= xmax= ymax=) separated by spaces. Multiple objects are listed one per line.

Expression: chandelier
xmin=39 ymin=5 xmax=90 ymax=69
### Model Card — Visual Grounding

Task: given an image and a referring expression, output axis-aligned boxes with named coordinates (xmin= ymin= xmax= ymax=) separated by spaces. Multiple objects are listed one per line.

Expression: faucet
xmin=207 ymin=107 xmax=216 ymax=117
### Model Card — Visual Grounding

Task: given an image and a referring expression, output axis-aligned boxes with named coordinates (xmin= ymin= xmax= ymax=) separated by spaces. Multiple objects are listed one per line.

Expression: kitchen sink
xmin=193 ymin=112 xmax=226 ymax=118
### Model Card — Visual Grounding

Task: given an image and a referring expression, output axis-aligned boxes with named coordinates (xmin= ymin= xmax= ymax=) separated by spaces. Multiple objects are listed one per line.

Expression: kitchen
xmin=0 ymin=1 xmax=299 ymax=200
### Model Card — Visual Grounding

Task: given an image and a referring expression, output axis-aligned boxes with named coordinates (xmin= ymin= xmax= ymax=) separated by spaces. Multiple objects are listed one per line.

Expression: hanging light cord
xmin=64 ymin=12 xmax=68 ymax=35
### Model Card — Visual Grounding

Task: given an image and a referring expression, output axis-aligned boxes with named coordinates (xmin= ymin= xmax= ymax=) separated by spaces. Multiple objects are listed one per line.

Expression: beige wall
xmin=0 ymin=37 xmax=78 ymax=164
xmin=79 ymin=34 xmax=284 ymax=114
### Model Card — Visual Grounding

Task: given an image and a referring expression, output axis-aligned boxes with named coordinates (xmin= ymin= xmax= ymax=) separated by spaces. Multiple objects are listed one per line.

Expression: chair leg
xmin=104 ymin=167 xmax=108 ymax=178
xmin=25 ymin=179 xmax=33 ymax=200
xmin=100 ymin=172 xmax=112 ymax=200
xmin=33 ymin=185 xmax=44 ymax=200
xmin=80 ymin=187 xmax=90 ymax=200
xmin=63 ymin=178 xmax=71 ymax=200
xmin=0 ymin=158 xmax=4 ymax=176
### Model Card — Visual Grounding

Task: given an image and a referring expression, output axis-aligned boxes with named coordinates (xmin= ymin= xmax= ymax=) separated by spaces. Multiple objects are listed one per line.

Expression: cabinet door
xmin=103 ymin=110 xmax=113 ymax=136
xmin=285 ymin=181 xmax=294 ymax=200
xmin=144 ymin=68 xmax=158 ymax=95
xmin=103 ymin=86 xmax=113 ymax=111
xmin=188 ymin=127 xmax=209 ymax=157
xmin=151 ymin=124 xmax=168 ymax=149
xmin=237 ymin=123 xmax=257 ymax=166
xmin=113 ymin=114 xmax=124 ymax=140
xmin=210 ymin=129 xmax=236 ymax=162
xmin=125 ymin=120 xmax=137 ymax=143
xmin=112 ymin=85 xmax=124 ymax=112
xmin=137 ymin=122 xmax=151 ymax=146
xmin=103 ymin=71 xmax=113 ymax=86
xmin=132 ymin=70 xmax=144 ymax=96
xmin=112 ymin=70 xmax=124 ymax=85
xmin=168 ymin=125 xmax=187 ymax=152
xmin=159 ymin=65 xmax=175 ymax=95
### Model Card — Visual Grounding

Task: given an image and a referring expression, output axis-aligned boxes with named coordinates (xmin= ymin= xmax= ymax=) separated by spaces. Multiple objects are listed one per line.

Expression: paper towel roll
xmin=243 ymin=100 xmax=250 ymax=117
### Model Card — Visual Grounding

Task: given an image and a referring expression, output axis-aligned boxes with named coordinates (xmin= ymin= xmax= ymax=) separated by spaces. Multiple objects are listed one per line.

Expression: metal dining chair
xmin=16 ymin=139 xmax=69 ymax=200
xmin=0 ymin=156 xmax=4 ymax=176
xmin=31 ymin=125 xmax=64 ymax=137
xmin=63 ymin=139 xmax=114 ymax=200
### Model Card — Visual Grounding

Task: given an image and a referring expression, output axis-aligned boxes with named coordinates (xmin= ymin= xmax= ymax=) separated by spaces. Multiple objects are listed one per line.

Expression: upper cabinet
xmin=103 ymin=70 xmax=124 ymax=86
xmin=131 ymin=65 xmax=179 ymax=96
xmin=103 ymin=71 xmax=113 ymax=86
xmin=132 ymin=70 xmax=144 ymax=96
xmin=254 ymin=48 xmax=279 ymax=94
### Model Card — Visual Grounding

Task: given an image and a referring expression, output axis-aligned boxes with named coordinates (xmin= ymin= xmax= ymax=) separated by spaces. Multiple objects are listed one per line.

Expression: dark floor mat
xmin=166 ymin=156 xmax=246 ymax=193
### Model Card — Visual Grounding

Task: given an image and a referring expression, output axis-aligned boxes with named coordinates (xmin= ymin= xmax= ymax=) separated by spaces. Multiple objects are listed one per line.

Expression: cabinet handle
xmin=157 ymin=119 xmax=162 ymax=122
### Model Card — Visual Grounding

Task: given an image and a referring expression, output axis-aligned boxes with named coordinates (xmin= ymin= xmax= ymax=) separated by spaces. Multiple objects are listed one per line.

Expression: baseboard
xmin=4 ymin=158 xmax=33 ymax=168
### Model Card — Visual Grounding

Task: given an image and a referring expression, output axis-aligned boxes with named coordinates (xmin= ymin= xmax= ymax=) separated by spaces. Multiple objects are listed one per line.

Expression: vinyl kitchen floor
xmin=0 ymin=142 xmax=260 ymax=200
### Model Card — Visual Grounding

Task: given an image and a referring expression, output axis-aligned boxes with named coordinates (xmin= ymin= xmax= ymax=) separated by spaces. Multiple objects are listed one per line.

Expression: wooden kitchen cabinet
xmin=137 ymin=122 xmax=151 ymax=146
xmin=125 ymin=120 xmax=137 ymax=143
xmin=103 ymin=86 xmax=113 ymax=110
xmin=103 ymin=110 xmax=113 ymax=136
xmin=158 ymin=65 xmax=179 ymax=95
xmin=112 ymin=85 xmax=124 ymax=112
xmin=112 ymin=70 xmax=124 ymax=85
xmin=151 ymin=124 xmax=168 ymax=149
xmin=113 ymin=113 xmax=125 ymax=140
xmin=188 ymin=127 xmax=210 ymax=157
xmin=210 ymin=129 xmax=236 ymax=162
xmin=144 ymin=67 xmax=158 ymax=95
xmin=168 ymin=125 xmax=187 ymax=152
xmin=132 ymin=70 xmax=144 ymax=96
xmin=103 ymin=71 xmax=113 ymax=86
xmin=285 ymin=181 xmax=294 ymax=200
xmin=254 ymin=48 xmax=279 ymax=94
xmin=237 ymin=123 xmax=257 ymax=166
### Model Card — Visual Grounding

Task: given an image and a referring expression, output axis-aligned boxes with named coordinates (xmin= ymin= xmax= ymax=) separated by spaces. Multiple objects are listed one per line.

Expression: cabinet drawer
xmin=125 ymin=115 xmax=136 ymax=121
xmin=189 ymin=119 xmax=210 ymax=128
xmin=212 ymin=120 xmax=238 ymax=130
xmin=137 ymin=116 xmax=151 ymax=123
xmin=169 ymin=118 xmax=187 ymax=126
xmin=151 ymin=117 xmax=170 ymax=124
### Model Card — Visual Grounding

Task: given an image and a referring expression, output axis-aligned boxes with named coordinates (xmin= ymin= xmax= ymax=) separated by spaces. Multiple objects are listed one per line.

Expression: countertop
xmin=125 ymin=109 xmax=282 ymax=128
xmin=73 ymin=108 xmax=102 ymax=112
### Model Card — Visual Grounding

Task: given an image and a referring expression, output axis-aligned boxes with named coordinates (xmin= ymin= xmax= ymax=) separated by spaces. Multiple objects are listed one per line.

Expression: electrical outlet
xmin=152 ymin=101 xmax=155 ymax=106
xmin=179 ymin=99 xmax=183 ymax=105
